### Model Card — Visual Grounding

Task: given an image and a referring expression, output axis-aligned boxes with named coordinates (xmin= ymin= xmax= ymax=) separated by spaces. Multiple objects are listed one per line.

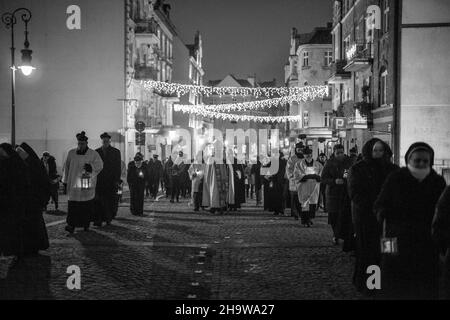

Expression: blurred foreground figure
xmin=375 ymin=142 xmax=445 ymax=299
xmin=16 ymin=143 xmax=50 ymax=255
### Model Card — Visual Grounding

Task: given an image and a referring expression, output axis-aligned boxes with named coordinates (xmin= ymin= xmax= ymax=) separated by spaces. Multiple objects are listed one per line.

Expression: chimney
xmin=247 ymin=75 xmax=256 ymax=87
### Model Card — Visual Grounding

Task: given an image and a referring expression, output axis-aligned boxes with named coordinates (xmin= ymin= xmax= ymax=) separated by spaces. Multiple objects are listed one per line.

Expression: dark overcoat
xmin=374 ymin=168 xmax=446 ymax=299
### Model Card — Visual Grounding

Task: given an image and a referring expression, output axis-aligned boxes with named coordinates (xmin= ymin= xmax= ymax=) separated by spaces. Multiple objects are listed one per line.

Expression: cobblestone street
xmin=0 ymin=195 xmax=363 ymax=300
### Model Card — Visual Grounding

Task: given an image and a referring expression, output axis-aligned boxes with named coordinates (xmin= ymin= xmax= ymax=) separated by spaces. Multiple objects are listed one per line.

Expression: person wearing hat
xmin=293 ymin=147 xmax=323 ymax=226
xmin=127 ymin=152 xmax=148 ymax=216
xmin=62 ymin=131 xmax=104 ymax=234
xmin=94 ymin=132 xmax=122 ymax=226
xmin=41 ymin=151 xmax=60 ymax=212
xmin=374 ymin=142 xmax=446 ymax=299
xmin=348 ymin=138 xmax=398 ymax=294
xmin=286 ymin=142 xmax=304 ymax=219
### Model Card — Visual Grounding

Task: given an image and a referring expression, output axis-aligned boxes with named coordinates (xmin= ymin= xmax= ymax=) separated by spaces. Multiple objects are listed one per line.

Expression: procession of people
xmin=2 ymin=131 xmax=450 ymax=299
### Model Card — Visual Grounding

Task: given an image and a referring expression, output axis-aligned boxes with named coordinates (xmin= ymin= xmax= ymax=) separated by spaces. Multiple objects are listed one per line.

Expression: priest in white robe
xmin=63 ymin=131 xmax=103 ymax=233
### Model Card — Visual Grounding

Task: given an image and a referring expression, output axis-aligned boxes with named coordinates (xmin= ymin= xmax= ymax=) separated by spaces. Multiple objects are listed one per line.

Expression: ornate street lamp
xmin=1 ymin=8 xmax=34 ymax=146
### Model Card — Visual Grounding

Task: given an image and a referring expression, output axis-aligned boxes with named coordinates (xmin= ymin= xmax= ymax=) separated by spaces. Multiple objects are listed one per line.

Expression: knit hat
xmin=76 ymin=131 xmax=88 ymax=142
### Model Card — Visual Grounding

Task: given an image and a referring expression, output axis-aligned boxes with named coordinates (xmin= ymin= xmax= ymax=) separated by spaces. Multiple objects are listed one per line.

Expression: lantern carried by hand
xmin=81 ymin=171 xmax=91 ymax=190
xmin=138 ymin=170 xmax=144 ymax=179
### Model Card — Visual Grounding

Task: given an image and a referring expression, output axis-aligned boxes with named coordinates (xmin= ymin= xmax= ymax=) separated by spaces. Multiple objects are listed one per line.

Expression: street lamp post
xmin=1 ymin=8 xmax=34 ymax=146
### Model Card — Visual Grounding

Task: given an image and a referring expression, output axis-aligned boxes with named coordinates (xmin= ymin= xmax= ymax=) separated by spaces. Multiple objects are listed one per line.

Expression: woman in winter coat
xmin=374 ymin=142 xmax=446 ymax=299
xmin=348 ymin=138 xmax=399 ymax=295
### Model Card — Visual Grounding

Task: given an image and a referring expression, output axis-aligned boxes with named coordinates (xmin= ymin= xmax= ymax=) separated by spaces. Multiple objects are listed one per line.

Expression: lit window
xmin=303 ymin=51 xmax=309 ymax=67
xmin=381 ymin=70 xmax=388 ymax=105
xmin=383 ymin=0 xmax=390 ymax=33
xmin=303 ymin=110 xmax=309 ymax=128
xmin=324 ymin=111 xmax=330 ymax=127
xmin=324 ymin=51 xmax=333 ymax=66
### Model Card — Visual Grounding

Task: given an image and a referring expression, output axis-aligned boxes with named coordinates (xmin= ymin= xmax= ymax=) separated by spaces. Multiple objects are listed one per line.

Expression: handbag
xmin=380 ymin=219 xmax=398 ymax=255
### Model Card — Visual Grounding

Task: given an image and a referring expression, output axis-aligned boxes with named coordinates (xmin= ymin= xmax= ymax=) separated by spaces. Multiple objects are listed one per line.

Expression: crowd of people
xmin=3 ymin=130 xmax=450 ymax=299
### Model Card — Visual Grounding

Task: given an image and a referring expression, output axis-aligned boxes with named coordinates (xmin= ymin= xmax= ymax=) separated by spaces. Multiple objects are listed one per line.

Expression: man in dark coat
xmin=147 ymin=154 xmax=163 ymax=199
xmin=0 ymin=143 xmax=30 ymax=258
xmin=263 ymin=152 xmax=287 ymax=215
xmin=16 ymin=143 xmax=51 ymax=255
xmin=231 ymin=157 xmax=246 ymax=211
xmin=321 ymin=144 xmax=352 ymax=246
xmin=127 ymin=153 xmax=148 ymax=216
xmin=348 ymin=138 xmax=399 ymax=295
xmin=375 ymin=142 xmax=446 ymax=299
xmin=94 ymin=132 xmax=122 ymax=226
xmin=41 ymin=151 xmax=60 ymax=212
xmin=164 ymin=156 xmax=173 ymax=198
xmin=251 ymin=157 xmax=262 ymax=205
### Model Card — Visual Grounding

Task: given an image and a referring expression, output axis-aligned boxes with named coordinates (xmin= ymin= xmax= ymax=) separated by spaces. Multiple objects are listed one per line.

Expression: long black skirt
xmin=94 ymin=190 xmax=117 ymax=223
xmin=21 ymin=206 xmax=49 ymax=254
xmin=130 ymin=184 xmax=145 ymax=215
xmin=67 ymin=200 xmax=94 ymax=228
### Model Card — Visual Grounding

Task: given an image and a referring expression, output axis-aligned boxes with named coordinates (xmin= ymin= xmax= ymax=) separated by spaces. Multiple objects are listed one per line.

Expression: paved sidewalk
xmin=0 ymin=195 xmax=363 ymax=300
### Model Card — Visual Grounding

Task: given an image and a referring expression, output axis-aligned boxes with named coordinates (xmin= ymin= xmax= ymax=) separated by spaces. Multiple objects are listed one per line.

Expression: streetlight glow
xmin=18 ymin=65 xmax=35 ymax=76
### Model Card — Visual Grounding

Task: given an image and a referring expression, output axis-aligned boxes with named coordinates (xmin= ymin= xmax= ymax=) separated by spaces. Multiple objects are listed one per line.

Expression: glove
xmin=84 ymin=163 xmax=93 ymax=173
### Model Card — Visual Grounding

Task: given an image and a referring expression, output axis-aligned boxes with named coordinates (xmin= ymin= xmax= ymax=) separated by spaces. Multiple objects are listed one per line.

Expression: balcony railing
xmin=344 ymin=43 xmax=373 ymax=72
xmin=345 ymin=42 xmax=373 ymax=61
xmin=134 ymin=65 xmax=158 ymax=80
xmin=135 ymin=19 xmax=158 ymax=35
xmin=331 ymin=60 xmax=350 ymax=76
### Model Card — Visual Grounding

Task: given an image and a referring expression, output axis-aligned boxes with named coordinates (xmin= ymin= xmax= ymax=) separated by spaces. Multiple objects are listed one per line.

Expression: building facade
xmin=285 ymin=24 xmax=334 ymax=157
xmin=329 ymin=0 xmax=450 ymax=175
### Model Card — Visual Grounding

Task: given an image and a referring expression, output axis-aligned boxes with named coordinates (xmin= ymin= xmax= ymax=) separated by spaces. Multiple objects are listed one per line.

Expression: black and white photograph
xmin=1 ymin=0 xmax=450 ymax=310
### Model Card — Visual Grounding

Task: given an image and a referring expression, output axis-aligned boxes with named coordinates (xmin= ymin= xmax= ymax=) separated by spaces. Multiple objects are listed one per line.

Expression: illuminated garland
xmin=198 ymin=93 xmax=325 ymax=112
xmin=141 ymin=80 xmax=328 ymax=99
xmin=174 ymin=104 xmax=301 ymax=123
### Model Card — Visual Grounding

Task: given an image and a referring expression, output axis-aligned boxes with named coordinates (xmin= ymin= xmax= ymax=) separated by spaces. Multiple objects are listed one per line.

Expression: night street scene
xmin=1 ymin=0 xmax=450 ymax=309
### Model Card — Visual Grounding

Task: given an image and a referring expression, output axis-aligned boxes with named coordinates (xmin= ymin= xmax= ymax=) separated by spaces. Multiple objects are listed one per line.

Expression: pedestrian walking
xmin=321 ymin=145 xmax=352 ymax=246
xmin=374 ymin=142 xmax=446 ymax=299
xmin=347 ymin=138 xmax=398 ymax=295
xmin=0 ymin=143 xmax=29 ymax=259
xmin=263 ymin=151 xmax=287 ymax=216
xmin=147 ymin=154 xmax=163 ymax=199
xmin=349 ymin=147 xmax=358 ymax=166
xmin=94 ymin=132 xmax=121 ymax=227
xmin=294 ymin=147 xmax=323 ymax=227
xmin=16 ymin=143 xmax=50 ymax=255
xmin=251 ymin=156 xmax=262 ymax=205
xmin=164 ymin=156 xmax=173 ymax=198
xmin=63 ymin=131 xmax=104 ymax=234
xmin=127 ymin=153 xmax=147 ymax=216
xmin=170 ymin=151 xmax=186 ymax=203
xmin=188 ymin=153 xmax=205 ymax=211
xmin=317 ymin=153 xmax=327 ymax=212
xmin=41 ymin=151 xmax=60 ymax=212
xmin=432 ymin=185 xmax=450 ymax=299
xmin=230 ymin=156 xmax=246 ymax=211
xmin=202 ymin=148 xmax=233 ymax=214
xmin=286 ymin=143 xmax=304 ymax=220
xmin=244 ymin=161 xmax=252 ymax=199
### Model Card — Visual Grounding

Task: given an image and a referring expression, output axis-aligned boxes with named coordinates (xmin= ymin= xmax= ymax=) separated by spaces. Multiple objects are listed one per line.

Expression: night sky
xmin=170 ymin=0 xmax=333 ymax=85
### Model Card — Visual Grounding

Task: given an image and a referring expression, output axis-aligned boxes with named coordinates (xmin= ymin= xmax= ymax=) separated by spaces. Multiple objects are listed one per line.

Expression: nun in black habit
xmin=16 ymin=143 xmax=51 ymax=255
xmin=0 ymin=143 xmax=30 ymax=257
